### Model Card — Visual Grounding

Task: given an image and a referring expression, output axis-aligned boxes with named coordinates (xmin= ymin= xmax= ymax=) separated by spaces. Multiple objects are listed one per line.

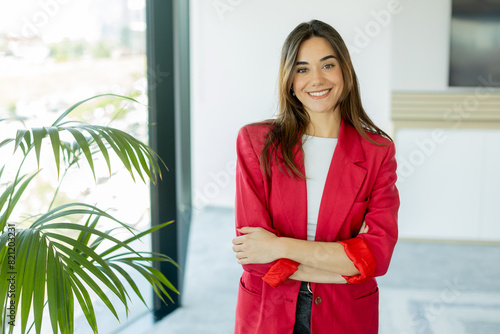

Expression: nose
xmin=310 ymin=69 xmax=325 ymax=86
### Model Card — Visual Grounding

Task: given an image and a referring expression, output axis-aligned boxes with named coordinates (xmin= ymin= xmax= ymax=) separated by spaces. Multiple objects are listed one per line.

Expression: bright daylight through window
xmin=0 ymin=1 xmax=153 ymax=333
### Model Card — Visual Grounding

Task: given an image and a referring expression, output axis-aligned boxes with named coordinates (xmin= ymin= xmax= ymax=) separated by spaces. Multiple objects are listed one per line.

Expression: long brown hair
xmin=258 ymin=19 xmax=392 ymax=179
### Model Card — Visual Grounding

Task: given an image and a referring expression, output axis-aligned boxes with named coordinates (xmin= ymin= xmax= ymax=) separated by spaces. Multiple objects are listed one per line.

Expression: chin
xmin=310 ymin=108 xmax=336 ymax=114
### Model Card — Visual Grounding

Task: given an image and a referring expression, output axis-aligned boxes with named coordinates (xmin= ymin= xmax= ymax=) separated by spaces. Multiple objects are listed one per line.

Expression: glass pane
xmin=1 ymin=1 xmax=152 ymax=333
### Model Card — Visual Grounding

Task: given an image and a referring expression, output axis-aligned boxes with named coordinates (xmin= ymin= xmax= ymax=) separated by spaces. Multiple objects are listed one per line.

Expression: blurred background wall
xmin=190 ymin=0 xmax=392 ymax=207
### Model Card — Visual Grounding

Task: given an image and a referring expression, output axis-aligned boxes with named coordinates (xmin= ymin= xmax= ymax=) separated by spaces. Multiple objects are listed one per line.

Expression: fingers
xmin=233 ymin=227 xmax=262 ymax=265
xmin=237 ymin=227 xmax=248 ymax=233
xmin=234 ymin=251 xmax=246 ymax=260
xmin=232 ymin=236 xmax=244 ymax=245
xmin=358 ymin=220 xmax=369 ymax=234
xmin=358 ymin=221 xmax=365 ymax=234
xmin=233 ymin=236 xmax=250 ymax=264
xmin=233 ymin=227 xmax=255 ymax=245
xmin=232 ymin=239 xmax=245 ymax=263
xmin=234 ymin=248 xmax=248 ymax=264
xmin=237 ymin=226 xmax=262 ymax=234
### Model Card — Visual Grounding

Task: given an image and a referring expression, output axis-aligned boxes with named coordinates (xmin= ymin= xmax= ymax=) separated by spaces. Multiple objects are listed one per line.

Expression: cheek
xmin=292 ymin=76 xmax=305 ymax=91
xmin=329 ymin=71 xmax=343 ymax=84
xmin=335 ymin=71 xmax=345 ymax=88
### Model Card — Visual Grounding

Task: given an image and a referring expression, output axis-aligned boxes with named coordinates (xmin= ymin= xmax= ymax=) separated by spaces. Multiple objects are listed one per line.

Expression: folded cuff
xmin=262 ymin=258 xmax=300 ymax=288
xmin=337 ymin=238 xmax=376 ymax=284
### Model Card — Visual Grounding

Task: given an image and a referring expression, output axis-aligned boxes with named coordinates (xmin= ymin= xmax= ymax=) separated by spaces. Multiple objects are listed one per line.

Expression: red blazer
xmin=234 ymin=119 xmax=399 ymax=334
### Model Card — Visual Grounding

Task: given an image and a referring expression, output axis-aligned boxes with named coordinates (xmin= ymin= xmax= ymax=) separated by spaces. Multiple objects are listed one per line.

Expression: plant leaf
xmin=61 ymin=265 xmax=74 ymax=334
xmin=107 ymin=263 xmax=148 ymax=307
xmin=139 ymin=264 xmax=179 ymax=295
xmin=84 ymin=128 xmax=112 ymax=175
xmin=0 ymin=138 xmax=14 ymax=149
xmin=44 ymin=235 xmax=128 ymax=305
xmin=33 ymin=233 xmax=47 ymax=334
xmin=74 ymin=215 xmax=99 ymax=255
xmin=65 ymin=127 xmax=95 ymax=180
xmin=109 ymin=130 xmax=145 ymax=183
xmin=96 ymin=128 xmax=134 ymax=181
xmin=0 ymin=94 xmax=180 ymax=333
xmin=38 ymin=222 xmax=138 ymax=257
xmin=51 ymin=94 xmax=140 ymax=127
xmin=30 ymin=203 xmax=133 ymax=235
xmin=45 ymin=126 xmax=61 ymax=178
xmin=57 ymin=251 xmax=120 ymax=321
xmin=0 ymin=171 xmax=40 ymax=230
xmin=119 ymin=260 xmax=175 ymax=304
xmin=20 ymin=230 xmax=38 ymax=333
xmin=0 ymin=231 xmax=13 ymax=330
xmin=99 ymin=220 xmax=174 ymax=259
xmin=0 ymin=174 xmax=26 ymax=215
xmin=68 ymin=274 xmax=98 ymax=333
xmin=31 ymin=127 xmax=48 ymax=169
xmin=14 ymin=129 xmax=29 ymax=154
xmin=9 ymin=230 xmax=34 ymax=326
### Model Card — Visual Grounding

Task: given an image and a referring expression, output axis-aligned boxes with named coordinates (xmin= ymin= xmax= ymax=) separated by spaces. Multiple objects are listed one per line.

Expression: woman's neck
xmin=305 ymin=110 xmax=341 ymax=138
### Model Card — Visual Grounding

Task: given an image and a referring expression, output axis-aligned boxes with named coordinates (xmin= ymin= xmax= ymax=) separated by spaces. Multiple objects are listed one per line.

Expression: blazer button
xmin=314 ymin=296 xmax=321 ymax=305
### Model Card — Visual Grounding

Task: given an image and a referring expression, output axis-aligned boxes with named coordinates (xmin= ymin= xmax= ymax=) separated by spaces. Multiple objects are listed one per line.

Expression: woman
xmin=232 ymin=19 xmax=399 ymax=334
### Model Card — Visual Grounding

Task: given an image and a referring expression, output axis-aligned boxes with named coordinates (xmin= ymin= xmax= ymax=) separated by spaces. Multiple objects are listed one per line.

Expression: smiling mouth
xmin=308 ymin=89 xmax=331 ymax=97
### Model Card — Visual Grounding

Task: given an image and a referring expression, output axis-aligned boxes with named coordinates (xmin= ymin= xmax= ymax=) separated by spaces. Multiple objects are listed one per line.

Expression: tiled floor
xmin=147 ymin=207 xmax=500 ymax=334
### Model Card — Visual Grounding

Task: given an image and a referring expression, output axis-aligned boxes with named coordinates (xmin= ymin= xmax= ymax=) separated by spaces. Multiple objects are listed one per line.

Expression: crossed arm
xmin=233 ymin=127 xmax=397 ymax=286
xmin=232 ymin=222 xmax=369 ymax=284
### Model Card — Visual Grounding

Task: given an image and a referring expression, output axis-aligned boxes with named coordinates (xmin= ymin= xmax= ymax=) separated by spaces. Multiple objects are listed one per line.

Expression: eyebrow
xmin=296 ymin=55 xmax=336 ymax=65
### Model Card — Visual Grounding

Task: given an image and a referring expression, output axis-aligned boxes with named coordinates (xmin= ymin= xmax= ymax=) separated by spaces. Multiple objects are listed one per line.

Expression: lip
xmin=307 ymin=89 xmax=332 ymax=99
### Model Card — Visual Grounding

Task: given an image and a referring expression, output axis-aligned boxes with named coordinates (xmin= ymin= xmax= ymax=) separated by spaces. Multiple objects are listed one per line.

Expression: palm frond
xmin=51 ymin=94 xmax=141 ymax=127
xmin=0 ymin=171 xmax=40 ymax=232
xmin=0 ymin=94 xmax=178 ymax=334
xmin=1 ymin=210 xmax=178 ymax=333
xmin=45 ymin=127 xmax=61 ymax=177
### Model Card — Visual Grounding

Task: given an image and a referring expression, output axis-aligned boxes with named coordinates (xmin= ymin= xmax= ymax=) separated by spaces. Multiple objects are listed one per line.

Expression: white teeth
xmin=308 ymin=89 xmax=330 ymax=97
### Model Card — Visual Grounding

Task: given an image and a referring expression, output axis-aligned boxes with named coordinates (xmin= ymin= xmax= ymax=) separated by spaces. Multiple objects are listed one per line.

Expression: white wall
xmin=391 ymin=0 xmax=452 ymax=91
xmin=391 ymin=0 xmax=500 ymax=241
xmin=191 ymin=0 xmax=395 ymax=209
xmin=396 ymin=128 xmax=500 ymax=241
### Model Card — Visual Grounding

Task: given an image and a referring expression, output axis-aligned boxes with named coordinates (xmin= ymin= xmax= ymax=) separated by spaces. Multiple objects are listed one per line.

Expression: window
xmin=1 ymin=1 xmax=152 ymax=332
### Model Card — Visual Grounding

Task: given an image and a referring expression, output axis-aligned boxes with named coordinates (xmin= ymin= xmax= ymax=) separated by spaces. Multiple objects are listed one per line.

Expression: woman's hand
xmin=358 ymin=220 xmax=369 ymax=234
xmin=232 ymin=227 xmax=281 ymax=265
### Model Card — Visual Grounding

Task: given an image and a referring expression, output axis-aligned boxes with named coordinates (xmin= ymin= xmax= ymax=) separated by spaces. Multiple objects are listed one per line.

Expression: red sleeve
xmin=262 ymin=258 xmax=300 ymax=288
xmin=337 ymin=238 xmax=376 ymax=284
xmin=235 ymin=126 xmax=299 ymax=281
xmin=356 ymin=141 xmax=399 ymax=277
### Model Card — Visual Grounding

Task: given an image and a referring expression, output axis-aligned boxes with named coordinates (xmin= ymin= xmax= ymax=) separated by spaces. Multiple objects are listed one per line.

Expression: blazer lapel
xmin=316 ymin=119 xmax=367 ymax=241
xmin=272 ymin=139 xmax=308 ymax=240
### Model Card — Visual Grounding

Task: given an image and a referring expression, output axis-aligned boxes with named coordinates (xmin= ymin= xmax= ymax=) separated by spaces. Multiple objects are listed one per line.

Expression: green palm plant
xmin=0 ymin=95 xmax=179 ymax=334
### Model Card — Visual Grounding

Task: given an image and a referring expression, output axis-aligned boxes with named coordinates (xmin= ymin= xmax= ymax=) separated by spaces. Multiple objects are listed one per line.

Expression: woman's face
xmin=292 ymin=37 xmax=344 ymax=116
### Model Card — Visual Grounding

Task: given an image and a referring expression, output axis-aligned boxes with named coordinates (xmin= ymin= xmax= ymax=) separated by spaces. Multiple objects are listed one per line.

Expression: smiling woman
xmin=232 ymin=19 xmax=399 ymax=334
xmin=292 ymin=37 xmax=344 ymax=137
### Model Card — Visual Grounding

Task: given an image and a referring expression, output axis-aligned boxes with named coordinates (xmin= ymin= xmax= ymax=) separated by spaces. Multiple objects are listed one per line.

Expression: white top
xmin=302 ymin=135 xmax=338 ymax=241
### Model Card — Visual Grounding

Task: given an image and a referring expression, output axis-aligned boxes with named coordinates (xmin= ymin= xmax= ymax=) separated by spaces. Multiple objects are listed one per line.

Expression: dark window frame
xmin=146 ymin=0 xmax=191 ymax=321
